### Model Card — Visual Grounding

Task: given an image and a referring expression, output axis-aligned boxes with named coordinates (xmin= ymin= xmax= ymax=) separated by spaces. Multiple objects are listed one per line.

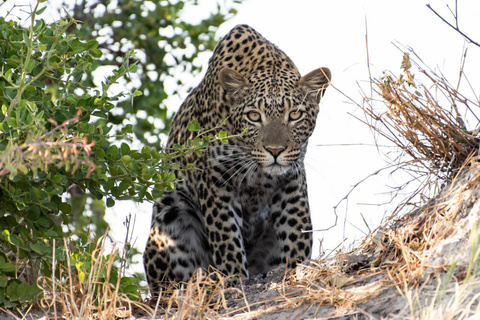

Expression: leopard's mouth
xmin=264 ymin=163 xmax=290 ymax=175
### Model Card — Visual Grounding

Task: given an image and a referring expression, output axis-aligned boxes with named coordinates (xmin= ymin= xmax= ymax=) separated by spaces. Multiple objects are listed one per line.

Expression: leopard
xmin=143 ymin=24 xmax=331 ymax=295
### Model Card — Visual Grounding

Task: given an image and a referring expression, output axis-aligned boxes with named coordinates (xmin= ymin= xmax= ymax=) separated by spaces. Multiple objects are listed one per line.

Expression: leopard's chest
xmin=189 ymin=141 xmax=290 ymax=222
xmin=238 ymin=182 xmax=275 ymax=216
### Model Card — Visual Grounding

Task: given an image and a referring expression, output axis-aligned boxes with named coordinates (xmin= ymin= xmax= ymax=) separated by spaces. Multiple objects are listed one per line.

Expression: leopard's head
xmin=219 ymin=67 xmax=331 ymax=175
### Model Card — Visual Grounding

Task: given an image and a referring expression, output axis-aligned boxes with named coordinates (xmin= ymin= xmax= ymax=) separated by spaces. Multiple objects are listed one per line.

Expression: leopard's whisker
xmin=219 ymin=159 xmax=257 ymax=187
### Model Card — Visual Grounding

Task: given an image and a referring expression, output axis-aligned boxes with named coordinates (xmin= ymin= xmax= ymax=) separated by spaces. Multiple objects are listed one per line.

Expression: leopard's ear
xmin=298 ymin=67 xmax=331 ymax=104
xmin=219 ymin=68 xmax=251 ymax=102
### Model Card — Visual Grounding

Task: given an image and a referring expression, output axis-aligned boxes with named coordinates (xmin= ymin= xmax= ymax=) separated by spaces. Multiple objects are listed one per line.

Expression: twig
xmin=52 ymin=239 xmax=57 ymax=320
xmin=426 ymin=4 xmax=480 ymax=48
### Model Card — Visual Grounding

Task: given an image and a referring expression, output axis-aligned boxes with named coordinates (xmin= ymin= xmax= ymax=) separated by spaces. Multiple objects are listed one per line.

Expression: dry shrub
xmin=360 ymin=51 xmax=479 ymax=182
xmin=353 ymin=50 xmax=480 ymax=279
xmin=33 ymin=233 xmax=239 ymax=319
xmin=322 ymin=49 xmax=480 ymax=309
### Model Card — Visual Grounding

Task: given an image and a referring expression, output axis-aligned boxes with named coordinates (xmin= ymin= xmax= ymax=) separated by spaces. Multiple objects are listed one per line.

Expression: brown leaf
xmin=401 ymin=52 xmax=411 ymax=71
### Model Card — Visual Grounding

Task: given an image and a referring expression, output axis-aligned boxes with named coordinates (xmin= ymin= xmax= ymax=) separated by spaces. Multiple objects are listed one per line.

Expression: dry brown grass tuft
xmin=351 ymin=50 xmax=480 ymax=280
xmin=148 ymin=268 xmax=238 ymax=319
xmin=37 ymin=235 xmax=150 ymax=320
xmin=359 ymin=51 xmax=479 ymax=182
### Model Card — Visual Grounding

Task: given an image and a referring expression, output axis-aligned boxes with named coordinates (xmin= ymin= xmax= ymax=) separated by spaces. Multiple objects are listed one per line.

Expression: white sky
xmin=3 ymin=0 xmax=480 ymax=266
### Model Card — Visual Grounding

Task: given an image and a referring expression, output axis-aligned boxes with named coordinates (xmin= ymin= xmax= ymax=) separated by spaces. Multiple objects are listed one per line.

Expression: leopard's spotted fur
xmin=143 ymin=24 xmax=331 ymax=294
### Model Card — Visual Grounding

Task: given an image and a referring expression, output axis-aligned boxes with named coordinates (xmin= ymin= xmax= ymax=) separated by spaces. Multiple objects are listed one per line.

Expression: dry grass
xmin=394 ymin=225 xmax=480 ymax=319
xmin=149 ymin=268 xmax=238 ymax=319
xmin=36 ymin=235 xmax=150 ymax=320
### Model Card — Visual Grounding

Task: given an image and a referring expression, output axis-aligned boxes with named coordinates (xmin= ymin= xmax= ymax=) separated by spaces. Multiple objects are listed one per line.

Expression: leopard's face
xmin=219 ymin=67 xmax=331 ymax=176
xmin=238 ymin=92 xmax=316 ymax=175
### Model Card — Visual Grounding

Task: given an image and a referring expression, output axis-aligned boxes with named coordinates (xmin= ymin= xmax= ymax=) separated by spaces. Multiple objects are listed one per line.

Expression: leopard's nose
xmin=265 ymin=146 xmax=286 ymax=158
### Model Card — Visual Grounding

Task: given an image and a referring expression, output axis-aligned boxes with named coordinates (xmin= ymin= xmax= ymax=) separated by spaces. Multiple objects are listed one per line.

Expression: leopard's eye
xmin=246 ymin=111 xmax=261 ymax=123
xmin=289 ymin=110 xmax=304 ymax=121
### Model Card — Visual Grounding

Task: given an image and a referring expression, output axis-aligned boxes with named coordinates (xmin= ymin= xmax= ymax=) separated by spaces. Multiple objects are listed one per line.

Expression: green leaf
xmin=95 ymin=147 xmax=105 ymax=159
xmin=192 ymin=137 xmax=204 ymax=148
xmin=165 ymin=172 xmax=176 ymax=182
xmin=36 ymin=217 xmax=53 ymax=229
xmin=17 ymin=164 xmax=28 ymax=175
xmin=104 ymin=179 xmax=115 ymax=192
xmin=0 ymin=258 xmax=15 ymax=274
xmin=33 ymin=19 xmax=45 ymax=32
xmin=86 ymin=39 xmax=98 ymax=50
xmin=122 ymin=124 xmax=133 ymax=134
xmin=78 ymin=271 xmax=85 ymax=284
xmin=52 ymin=174 xmax=67 ymax=184
xmin=30 ymin=242 xmax=51 ymax=256
xmin=141 ymin=146 xmax=151 ymax=157
xmin=3 ymin=231 xmax=24 ymax=248
xmin=0 ymin=274 xmax=7 ymax=287
xmin=188 ymin=118 xmax=200 ymax=132
xmin=6 ymin=117 xmax=16 ymax=127
xmin=79 ymin=122 xmax=89 ymax=132
xmin=91 ymin=49 xmax=102 ymax=58
xmin=59 ymin=202 xmax=71 ymax=214
xmin=36 ymin=6 xmax=47 ymax=15
xmin=128 ymin=64 xmax=138 ymax=73
xmin=106 ymin=198 xmax=115 ymax=207
xmin=26 ymin=210 xmax=40 ymax=222
xmin=43 ymin=202 xmax=57 ymax=210
xmin=121 ymin=143 xmax=130 ymax=155
xmin=16 ymin=282 xmax=42 ymax=302
xmin=25 ymin=59 xmax=35 ymax=73
xmin=70 ymin=39 xmax=86 ymax=53
xmin=106 ymin=145 xmax=119 ymax=159
xmin=138 ymin=185 xmax=147 ymax=199
xmin=6 ymin=281 xmax=21 ymax=301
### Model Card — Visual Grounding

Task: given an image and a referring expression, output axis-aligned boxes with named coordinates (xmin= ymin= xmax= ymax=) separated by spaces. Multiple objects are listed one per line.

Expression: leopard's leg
xmin=143 ymin=189 xmax=211 ymax=297
xmin=244 ymin=211 xmax=282 ymax=276
xmin=198 ymin=172 xmax=249 ymax=280
xmin=205 ymin=202 xmax=249 ymax=279
xmin=268 ymin=175 xmax=313 ymax=270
